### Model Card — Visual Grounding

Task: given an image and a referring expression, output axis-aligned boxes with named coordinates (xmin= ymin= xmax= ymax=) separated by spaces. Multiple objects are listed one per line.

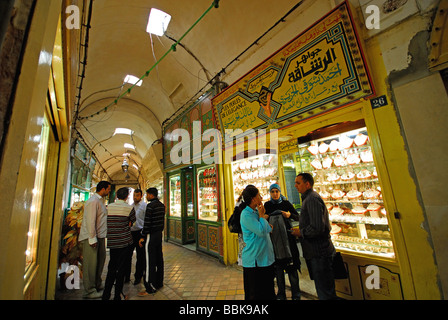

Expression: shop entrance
xmin=182 ymin=167 xmax=196 ymax=245
xmin=166 ymin=164 xmax=224 ymax=259
xmin=166 ymin=167 xmax=195 ymax=245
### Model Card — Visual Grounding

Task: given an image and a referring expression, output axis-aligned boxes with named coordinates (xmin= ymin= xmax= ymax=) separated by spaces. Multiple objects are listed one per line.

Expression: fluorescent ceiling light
xmin=146 ymin=8 xmax=171 ymax=36
xmin=123 ymin=75 xmax=143 ymax=87
xmin=114 ymin=128 xmax=133 ymax=136
xmin=124 ymin=143 xmax=135 ymax=150
xmin=133 ymin=164 xmax=139 ymax=170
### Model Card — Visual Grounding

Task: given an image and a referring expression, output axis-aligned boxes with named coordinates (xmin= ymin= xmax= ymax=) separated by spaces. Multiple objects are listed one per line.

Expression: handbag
xmin=332 ymin=252 xmax=348 ymax=279
xmin=228 ymin=202 xmax=245 ymax=234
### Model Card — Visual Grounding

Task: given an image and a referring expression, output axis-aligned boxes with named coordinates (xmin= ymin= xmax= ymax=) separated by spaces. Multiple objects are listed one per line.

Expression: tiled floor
xmin=56 ymin=241 xmax=316 ymax=301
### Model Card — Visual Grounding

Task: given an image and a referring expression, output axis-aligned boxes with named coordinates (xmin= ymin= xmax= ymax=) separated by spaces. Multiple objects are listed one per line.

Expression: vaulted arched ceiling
xmin=73 ymin=0 xmax=331 ymax=182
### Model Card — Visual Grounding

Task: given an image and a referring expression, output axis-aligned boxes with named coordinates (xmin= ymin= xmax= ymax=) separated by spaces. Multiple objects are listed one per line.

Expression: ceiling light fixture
xmin=78 ymin=1 xmax=218 ymax=121
xmin=146 ymin=8 xmax=171 ymax=36
xmin=123 ymin=75 xmax=143 ymax=87
xmin=114 ymin=128 xmax=133 ymax=136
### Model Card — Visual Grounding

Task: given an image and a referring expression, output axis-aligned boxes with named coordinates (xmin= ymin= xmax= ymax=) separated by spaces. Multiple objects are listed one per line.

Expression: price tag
xmin=370 ymin=95 xmax=388 ymax=109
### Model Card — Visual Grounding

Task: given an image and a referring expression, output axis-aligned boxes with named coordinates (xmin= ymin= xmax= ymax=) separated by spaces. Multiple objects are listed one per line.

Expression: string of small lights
xmin=161 ymin=0 xmax=305 ymax=126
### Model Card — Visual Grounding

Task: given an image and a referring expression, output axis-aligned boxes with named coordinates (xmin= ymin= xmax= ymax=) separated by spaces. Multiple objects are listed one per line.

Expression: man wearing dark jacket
xmin=292 ymin=173 xmax=337 ymax=300
xmin=138 ymin=187 xmax=165 ymax=296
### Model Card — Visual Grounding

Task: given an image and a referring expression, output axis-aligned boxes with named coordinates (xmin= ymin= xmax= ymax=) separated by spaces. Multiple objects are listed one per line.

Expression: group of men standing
xmin=78 ymin=181 xmax=165 ymax=300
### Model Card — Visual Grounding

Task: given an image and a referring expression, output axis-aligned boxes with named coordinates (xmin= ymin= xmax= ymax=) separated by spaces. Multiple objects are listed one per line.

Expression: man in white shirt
xmin=124 ymin=189 xmax=147 ymax=284
xmin=78 ymin=181 xmax=111 ymax=299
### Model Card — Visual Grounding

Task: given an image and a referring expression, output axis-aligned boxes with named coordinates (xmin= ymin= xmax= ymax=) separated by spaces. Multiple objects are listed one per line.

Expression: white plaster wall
xmin=393 ymin=72 xmax=448 ymax=299
xmin=367 ymin=1 xmax=447 ymax=298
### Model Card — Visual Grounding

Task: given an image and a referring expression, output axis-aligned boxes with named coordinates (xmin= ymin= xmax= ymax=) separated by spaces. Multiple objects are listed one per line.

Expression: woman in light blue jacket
xmin=240 ymin=185 xmax=275 ymax=300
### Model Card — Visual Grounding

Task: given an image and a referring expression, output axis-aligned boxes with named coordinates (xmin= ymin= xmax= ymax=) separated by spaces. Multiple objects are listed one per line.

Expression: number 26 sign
xmin=371 ymin=95 xmax=388 ymax=109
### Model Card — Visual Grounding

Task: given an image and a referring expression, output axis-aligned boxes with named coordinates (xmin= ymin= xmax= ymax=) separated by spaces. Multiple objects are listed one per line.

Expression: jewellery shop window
xmin=197 ymin=165 xmax=218 ymax=222
xmin=282 ymin=127 xmax=395 ymax=259
xmin=169 ymin=174 xmax=181 ymax=217
xmin=232 ymin=153 xmax=278 ymax=204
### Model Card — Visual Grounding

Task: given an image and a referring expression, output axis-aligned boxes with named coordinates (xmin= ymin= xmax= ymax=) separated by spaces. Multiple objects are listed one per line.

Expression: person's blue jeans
xmin=307 ymin=256 xmax=338 ymax=300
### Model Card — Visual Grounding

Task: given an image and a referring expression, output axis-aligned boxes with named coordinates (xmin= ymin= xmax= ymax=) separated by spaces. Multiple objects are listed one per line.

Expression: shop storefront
xmin=231 ymin=153 xmax=279 ymax=203
xmin=69 ymin=139 xmax=97 ymax=208
xmin=166 ymin=168 xmax=196 ymax=244
xmin=0 ymin=3 xmax=74 ymax=299
xmin=163 ymin=89 xmax=224 ymax=259
xmin=277 ymin=117 xmax=401 ymax=299
xmin=211 ymin=1 xmax=431 ymax=299
xmin=282 ymin=124 xmax=394 ymax=259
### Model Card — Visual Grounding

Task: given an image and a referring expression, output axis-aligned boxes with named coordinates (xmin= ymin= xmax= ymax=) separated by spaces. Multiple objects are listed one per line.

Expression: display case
xmin=197 ymin=165 xmax=218 ymax=222
xmin=69 ymin=186 xmax=89 ymax=208
xmin=185 ymin=170 xmax=194 ymax=217
xmin=169 ymin=174 xmax=181 ymax=217
xmin=232 ymin=154 xmax=279 ymax=203
xmin=69 ymin=140 xmax=96 ymax=208
xmin=283 ymin=127 xmax=395 ymax=259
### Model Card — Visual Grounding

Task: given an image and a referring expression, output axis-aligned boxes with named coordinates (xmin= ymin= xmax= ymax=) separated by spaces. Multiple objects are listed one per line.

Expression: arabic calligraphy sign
xmin=212 ymin=2 xmax=374 ymax=139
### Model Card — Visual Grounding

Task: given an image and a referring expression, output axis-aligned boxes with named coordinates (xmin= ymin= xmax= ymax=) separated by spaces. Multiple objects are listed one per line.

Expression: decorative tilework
xmin=218 ymin=227 xmax=224 ymax=256
xmin=169 ymin=220 xmax=175 ymax=238
xmin=359 ymin=265 xmax=403 ymax=300
xmin=175 ymin=221 xmax=182 ymax=240
xmin=208 ymin=226 xmax=219 ymax=253
xmin=186 ymin=220 xmax=195 ymax=241
xmin=198 ymin=224 xmax=207 ymax=249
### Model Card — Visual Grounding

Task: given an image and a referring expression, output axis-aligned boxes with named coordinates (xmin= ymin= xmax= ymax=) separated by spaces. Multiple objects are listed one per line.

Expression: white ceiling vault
xmin=74 ymin=0 xmax=336 ymax=183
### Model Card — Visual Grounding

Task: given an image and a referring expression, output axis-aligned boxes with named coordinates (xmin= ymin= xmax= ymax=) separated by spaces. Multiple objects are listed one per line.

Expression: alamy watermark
xmin=165 ymin=121 xmax=279 ymax=165
xmin=65 ymin=5 xmax=382 ymax=31
xmin=365 ymin=265 xmax=381 ymax=290
xmin=365 ymin=5 xmax=381 ymax=30
xmin=61 ymin=261 xmax=381 ymax=291
xmin=65 ymin=5 xmax=80 ymax=30
xmin=64 ymin=265 xmax=80 ymax=290
xmin=64 ymin=3 xmax=381 ymax=293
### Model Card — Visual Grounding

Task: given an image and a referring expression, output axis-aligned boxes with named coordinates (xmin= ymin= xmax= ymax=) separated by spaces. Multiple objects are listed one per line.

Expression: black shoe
xmin=155 ymin=283 xmax=163 ymax=289
xmin=114 ymin=292 xmax=129 ymax=300
xmin=146 ymin=283 xmax=157 ymax=293
xmin=133 ymin=278 xmax=141 ymax=285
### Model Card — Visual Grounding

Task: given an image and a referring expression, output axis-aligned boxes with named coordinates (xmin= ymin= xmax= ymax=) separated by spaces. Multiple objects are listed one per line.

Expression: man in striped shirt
xmin=102 ymin=187 xmax=136 ymax=300
xmin=138 ymin=187 xmax=165 ymax=296
xmin=292 ymin=173 xmax=337 ymax=300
